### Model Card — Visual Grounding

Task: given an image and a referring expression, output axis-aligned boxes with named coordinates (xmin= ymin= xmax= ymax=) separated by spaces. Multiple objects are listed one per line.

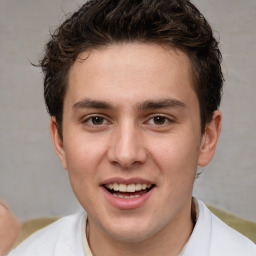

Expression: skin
xmin=0 ymin=202 xmax=21 ymax=256
xmin=50 ymin=43 xmax=221 ymax=256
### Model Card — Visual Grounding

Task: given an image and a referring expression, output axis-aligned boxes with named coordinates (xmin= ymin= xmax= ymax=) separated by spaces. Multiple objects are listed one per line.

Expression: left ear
xmin=197 ymin=110 xmax=222 ymax=166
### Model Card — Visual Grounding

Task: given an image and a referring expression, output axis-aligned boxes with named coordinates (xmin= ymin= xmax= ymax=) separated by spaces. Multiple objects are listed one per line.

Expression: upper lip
xmin=100 ymin=177 xmax=155 ymax=186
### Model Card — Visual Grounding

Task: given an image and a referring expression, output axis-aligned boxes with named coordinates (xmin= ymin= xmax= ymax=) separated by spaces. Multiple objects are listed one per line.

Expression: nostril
xmin=107 ymin=147 xmax=147 ymax=168
xmin=107 ymin=128 xmax=147 ymax=167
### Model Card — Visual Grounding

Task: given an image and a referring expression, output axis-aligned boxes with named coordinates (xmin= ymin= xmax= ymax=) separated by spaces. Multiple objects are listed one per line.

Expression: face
xmin=51 ymin=43 xmax=221 ymax=244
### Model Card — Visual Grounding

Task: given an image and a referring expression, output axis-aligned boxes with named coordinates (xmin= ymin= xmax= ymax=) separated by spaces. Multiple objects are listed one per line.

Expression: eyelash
xmin=82 ymin=115 xmax=110 ymax=126
xmin=146 ymin=115 xmax=172 ymax=126
xmin=82 ymin=114 xmax=173 ymax=127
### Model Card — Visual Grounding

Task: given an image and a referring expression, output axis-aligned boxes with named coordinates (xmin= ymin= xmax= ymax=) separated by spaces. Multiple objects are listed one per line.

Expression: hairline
xmin=56 ymin=41 xmax=208 ymax=139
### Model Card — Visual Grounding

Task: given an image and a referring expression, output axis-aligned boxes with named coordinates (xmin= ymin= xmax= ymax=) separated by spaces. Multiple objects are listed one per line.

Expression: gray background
xmin=0 ymin=0 xmax=255 ymax=222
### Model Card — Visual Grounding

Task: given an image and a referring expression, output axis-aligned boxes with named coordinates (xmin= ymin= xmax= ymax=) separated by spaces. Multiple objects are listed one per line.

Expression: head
xmin=41 ymin=0 xmax=223 ymax=251
xmin=40 ymin=0 xmax=223 ymax=139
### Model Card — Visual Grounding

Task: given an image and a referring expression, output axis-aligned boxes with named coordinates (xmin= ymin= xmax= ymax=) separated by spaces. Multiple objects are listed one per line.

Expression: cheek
xmin=64 ymin=144 xmax=100 ymax=199
xmin=64 ymin=141 xmax=102 ymax=208
xmin=64 ymin=133 xmax=105 ymax=172
xmin=149 ymin=133 xmax=200 ymax=178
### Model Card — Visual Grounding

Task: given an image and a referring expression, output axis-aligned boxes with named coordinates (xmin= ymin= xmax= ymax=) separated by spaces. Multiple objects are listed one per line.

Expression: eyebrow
xmin=73 ymin=98 xmax=113 ymax=111
xmin=138 ymin=99 xmax=186 ymax=110
xmin=72 ymin=98 xmax=186 ymax=111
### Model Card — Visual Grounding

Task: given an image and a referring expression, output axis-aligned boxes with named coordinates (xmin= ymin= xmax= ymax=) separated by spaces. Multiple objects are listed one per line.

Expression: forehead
xmin=66 ymin=43 xmax=197 ymax=108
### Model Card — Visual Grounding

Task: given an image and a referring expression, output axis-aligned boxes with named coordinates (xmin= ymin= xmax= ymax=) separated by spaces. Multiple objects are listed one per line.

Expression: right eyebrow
xmin=72 ymin=98 xmax=113 ymax=111
xmin=138 ymin=98 xmax=186 ymax=110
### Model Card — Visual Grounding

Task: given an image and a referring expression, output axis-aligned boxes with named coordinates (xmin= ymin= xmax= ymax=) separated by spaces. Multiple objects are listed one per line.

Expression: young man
xmin=9 ymin=0 xmax=256 ymax=255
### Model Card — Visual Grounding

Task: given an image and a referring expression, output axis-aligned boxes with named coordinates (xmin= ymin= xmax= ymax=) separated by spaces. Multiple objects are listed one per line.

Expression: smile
xmin=103 ymin=183 xmax=154 ymax=199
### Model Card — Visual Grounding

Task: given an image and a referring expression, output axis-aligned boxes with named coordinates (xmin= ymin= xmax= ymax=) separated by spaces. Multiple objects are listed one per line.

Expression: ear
xmin=49 ymin=117 xmax=67 ymax=170
xmin=197 ymin=110 xmax=222 ymax=166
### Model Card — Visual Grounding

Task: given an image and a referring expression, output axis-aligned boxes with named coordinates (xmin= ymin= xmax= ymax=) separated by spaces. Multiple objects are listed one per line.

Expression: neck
xmin=87 ymin=199 xmax=196 ymax=256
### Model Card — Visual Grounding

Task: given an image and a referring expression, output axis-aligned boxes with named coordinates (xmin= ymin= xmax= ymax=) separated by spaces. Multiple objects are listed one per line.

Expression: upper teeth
xmin=105 ymin=183 xmax=152 ymax=192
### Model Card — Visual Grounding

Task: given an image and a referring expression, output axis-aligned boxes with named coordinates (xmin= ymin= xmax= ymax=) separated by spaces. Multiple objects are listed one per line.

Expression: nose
xmin=107 ymin=121 xmax=147 ymax=168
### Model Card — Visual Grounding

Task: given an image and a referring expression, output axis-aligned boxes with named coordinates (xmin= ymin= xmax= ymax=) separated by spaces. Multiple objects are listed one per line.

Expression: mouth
xmin=103 ymin=183 xmax=155 ymax=199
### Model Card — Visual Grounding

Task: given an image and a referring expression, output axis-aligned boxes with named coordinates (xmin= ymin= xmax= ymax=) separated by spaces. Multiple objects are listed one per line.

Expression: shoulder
xmin=8 ymin=212 xmax=85 ymax=256
xmin=209 ymin=209 xmax=256 ymax=255
xmin=199 ymin=200 xmax=256 ymax=256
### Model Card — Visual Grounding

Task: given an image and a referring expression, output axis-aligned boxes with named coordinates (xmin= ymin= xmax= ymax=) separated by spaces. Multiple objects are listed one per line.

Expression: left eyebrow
xmin=72 ymin=98 xmax=113 ymax=111
xmin=138 ymin=98 xmax=186 ymax=110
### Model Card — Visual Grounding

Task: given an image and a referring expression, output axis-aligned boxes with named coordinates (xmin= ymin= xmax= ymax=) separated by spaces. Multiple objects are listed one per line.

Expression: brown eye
xmin=91 ymin=116 xmax=105 ymax=125
xmin=153 ymin=116 xmax=167 ymax=125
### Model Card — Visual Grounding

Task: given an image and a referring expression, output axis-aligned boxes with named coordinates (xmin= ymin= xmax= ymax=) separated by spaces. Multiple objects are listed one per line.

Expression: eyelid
xmin=147 ymin=113 xmax=173 ymax=120
xmin=144 ymin=113 xmax=175 ymax=126
xmin=82 ymin=114 xmax=112 ymax=126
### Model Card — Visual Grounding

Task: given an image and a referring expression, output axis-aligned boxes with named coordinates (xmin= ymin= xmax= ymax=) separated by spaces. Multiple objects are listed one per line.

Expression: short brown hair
xmin=40 ymin=0 xmax=223 ymax=138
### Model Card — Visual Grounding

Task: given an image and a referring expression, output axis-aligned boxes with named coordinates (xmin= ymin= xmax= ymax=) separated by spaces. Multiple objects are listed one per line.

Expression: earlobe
xmin=49 ymin=117 xmax=67 ymax=170
xmin=197 ymin=110 xmax=222 ymax=167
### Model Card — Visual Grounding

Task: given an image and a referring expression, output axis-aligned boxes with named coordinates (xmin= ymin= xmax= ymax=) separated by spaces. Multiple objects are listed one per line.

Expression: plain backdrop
xmin=0 ymin=0 xmax=255 ymax=221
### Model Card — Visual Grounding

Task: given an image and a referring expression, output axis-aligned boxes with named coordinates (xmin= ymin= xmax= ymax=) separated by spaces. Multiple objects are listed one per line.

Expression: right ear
xmin=49 ymin=117 xmax=67 ymax=170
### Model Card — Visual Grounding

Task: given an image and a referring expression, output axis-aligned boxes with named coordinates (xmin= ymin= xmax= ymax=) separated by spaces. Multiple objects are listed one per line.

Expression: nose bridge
xmin=108 ymin=118 xmax=146 ymax=167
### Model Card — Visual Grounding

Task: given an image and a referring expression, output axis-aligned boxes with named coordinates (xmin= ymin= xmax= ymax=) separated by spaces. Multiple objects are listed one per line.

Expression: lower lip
xmin=101 ymin=186 xmax=155 ymax=210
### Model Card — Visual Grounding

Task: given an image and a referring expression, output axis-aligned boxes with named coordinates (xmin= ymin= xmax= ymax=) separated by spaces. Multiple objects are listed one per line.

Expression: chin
xmin=108 ymin=229 xmax=153 ymax=243
xmin=101 ymin=219 xmax=162 ymax=243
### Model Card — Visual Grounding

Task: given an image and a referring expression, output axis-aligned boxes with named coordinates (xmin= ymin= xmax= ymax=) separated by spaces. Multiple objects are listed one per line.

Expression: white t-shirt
xmin=8 ymin=199 xmax=256 ymax=256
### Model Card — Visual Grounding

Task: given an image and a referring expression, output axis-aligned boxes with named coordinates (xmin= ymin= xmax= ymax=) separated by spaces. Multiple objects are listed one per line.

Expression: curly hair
xmin=40 ymin=0 xmax=223 ymax=138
